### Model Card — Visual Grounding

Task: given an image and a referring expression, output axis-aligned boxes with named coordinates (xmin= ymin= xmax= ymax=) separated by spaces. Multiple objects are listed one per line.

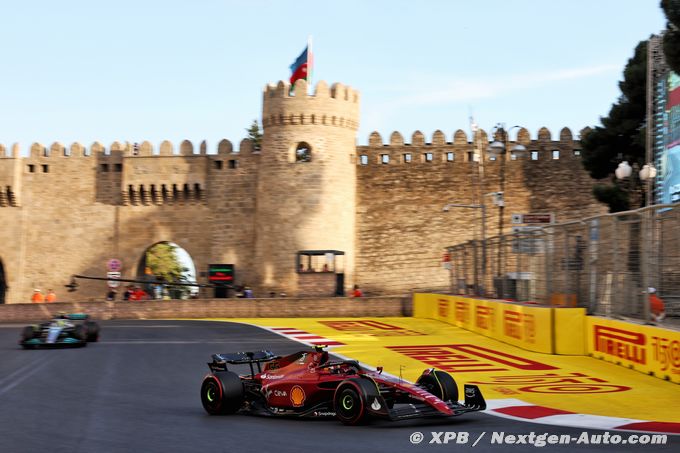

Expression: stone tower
xmin=255 ymin=79 xmax=360 ymax=296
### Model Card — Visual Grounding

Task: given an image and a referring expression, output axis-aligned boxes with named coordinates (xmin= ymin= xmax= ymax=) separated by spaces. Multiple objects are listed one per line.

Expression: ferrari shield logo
xmin=290 ymin=385 xmax=306 ymax=407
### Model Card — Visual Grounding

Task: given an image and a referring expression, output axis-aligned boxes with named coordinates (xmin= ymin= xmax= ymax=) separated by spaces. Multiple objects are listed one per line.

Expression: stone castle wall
xmin=0 ymin=139 xmax=261 ymax=304
xmin=0 ymin=81 xmax=607 ymax=304
xmin=354 ymin=127 xmax=606 ymax=295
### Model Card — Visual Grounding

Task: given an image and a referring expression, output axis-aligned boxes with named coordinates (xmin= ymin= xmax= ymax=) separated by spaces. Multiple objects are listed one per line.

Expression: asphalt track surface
xmin=0 ymin=320 xmax=677 ymax=453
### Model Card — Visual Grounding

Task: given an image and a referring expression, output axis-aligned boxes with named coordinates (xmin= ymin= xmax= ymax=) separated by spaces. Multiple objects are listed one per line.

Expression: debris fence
xmin=446 ymin=204 xmax=680 ymax=320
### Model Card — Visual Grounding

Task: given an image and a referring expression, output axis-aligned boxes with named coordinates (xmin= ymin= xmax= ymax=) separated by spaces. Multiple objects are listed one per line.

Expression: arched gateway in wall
xmin=136 ymin=242 xmax=198 ymax=299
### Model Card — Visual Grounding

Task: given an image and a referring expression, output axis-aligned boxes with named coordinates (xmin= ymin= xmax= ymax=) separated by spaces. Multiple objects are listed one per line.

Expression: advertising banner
xmin=414 ymin=294 xmax=554 ymax=354
xmin=660 ymin=72 xmax=680 ymax=204
xmin=587 ymin=316 xmax=680 ymax=384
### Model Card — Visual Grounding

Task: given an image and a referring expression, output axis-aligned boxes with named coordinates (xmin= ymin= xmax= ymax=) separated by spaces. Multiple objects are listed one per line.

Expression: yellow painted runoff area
xmin=207 ymin=316 xmax=680 ymax=423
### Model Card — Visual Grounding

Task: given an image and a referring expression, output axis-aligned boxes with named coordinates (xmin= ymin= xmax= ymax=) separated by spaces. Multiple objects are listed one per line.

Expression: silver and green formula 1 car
xmin=19 ymin=313 xmax=100 ymax=349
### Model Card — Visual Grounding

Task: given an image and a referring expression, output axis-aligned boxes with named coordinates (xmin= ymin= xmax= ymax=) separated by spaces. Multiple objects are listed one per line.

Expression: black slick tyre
xmin=200 ymin=371 xmax=244 ymax=415
xmin=73 ymin=324 xmax=87 ymax=341
xmin=84 ymin=321 xmax=100 ymax=342
xmin=21 ymin=326 xmax=36 ymax=341
xmin=416 ymin=370 xmax=459 ymax=402
xmin=334 ymin=381 xmax=367 ymax=425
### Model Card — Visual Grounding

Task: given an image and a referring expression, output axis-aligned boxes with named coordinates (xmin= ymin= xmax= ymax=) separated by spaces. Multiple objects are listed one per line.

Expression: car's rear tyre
xmin=334 ymin=385 xmax=365 ymax=425
xmin=416 ymin=370 xmax=459 ymax=403
xmin=201 ymin=371 xmax=244 ymax=415
xmin=335 ymin=377 xmax=382 ymax=425
xmin=84 ymin=321 xmax=100 ymax=342
xmin=21 ymin=326 xmax=36 ymax=341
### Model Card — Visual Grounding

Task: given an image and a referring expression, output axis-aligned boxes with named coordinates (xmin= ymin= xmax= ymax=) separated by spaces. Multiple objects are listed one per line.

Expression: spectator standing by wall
xmin=31 ymin=289 xmax=45 ymax=303
xmin=132 ymin=287 xmax=149 ymax=301
xmin=351 ymin=285 xmax=363 ymax=298
xmin=46 ymin=289 xmax=57 ymax=303
xmin=649 ymin=287 xmax=666 ymax=324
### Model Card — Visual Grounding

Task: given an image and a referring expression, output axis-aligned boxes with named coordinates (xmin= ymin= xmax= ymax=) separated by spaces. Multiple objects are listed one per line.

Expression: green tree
xmin=246 ymin=119 xmax=262 ymax=151
xmin=145 ymin=242 xmax=188 ymax=284
xmin=581 ymin=40 xmax=648 ymax=212
xmin=662 ymin=0 xmax=680 ymax=73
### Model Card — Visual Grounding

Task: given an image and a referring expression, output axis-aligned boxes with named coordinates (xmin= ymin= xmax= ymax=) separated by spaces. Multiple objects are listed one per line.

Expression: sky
xmin=0 ymin=0 xmax=667 ymax=154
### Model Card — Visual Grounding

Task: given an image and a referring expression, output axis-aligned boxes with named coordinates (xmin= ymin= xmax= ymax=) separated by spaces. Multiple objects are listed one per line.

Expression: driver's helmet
xmin=52 ymin=312 xmax=70 ymax=327
xmin=319 ymin=351 xmax=329 ymax=365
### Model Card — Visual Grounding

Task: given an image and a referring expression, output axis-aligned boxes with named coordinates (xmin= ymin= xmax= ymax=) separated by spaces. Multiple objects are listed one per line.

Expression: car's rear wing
xmin=209 ymin=350 xmax=279 ymax=374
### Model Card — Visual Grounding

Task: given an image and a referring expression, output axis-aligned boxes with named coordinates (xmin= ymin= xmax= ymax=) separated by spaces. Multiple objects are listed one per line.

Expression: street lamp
xmin=487 ymin=124 xmax=528 ymax=237
xmin=615 ymin=161 xmax=633 ymax=179
xmin=614 ymin=160 xmax=657 ymax=206
xmin=486 ymin=124 xmax=528 ymax=292
xmin=615 ymin=159 xmax=657 ymax=323
xmin=442 ymin=203 xmax=487 ymax=295
xmin=639 ymin=163 xmax=658 ymax=203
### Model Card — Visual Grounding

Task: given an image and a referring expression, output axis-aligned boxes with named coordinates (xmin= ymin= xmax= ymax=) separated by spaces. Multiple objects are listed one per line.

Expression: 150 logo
xmin=651 ymin=335 xmax=680 ymax=374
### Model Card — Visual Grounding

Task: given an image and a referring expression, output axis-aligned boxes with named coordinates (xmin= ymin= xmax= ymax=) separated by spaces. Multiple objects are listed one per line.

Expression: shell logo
xmin=290 ymin=385 xmax=306 ymax=407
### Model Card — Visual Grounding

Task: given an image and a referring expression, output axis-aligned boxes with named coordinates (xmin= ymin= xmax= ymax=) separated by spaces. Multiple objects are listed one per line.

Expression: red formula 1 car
xmin=200 ymin=346 xmax=486 ymax=425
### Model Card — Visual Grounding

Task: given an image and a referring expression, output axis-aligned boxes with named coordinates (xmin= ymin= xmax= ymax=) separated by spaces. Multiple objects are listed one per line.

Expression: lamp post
xmin=615 ymin=160 xmax=657 ymax=206
xmin=615 ymin=159 xmax=657 ymax=322
xmin=486 ymin=124 xmax=528 ymax=293
xmin=442 ymin=203 xmax=487 ymax=295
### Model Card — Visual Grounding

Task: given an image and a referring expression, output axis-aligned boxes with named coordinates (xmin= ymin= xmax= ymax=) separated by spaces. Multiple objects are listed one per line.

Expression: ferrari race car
xmin=200 ymin=346 xmax=486 ymax=425
xmin=19 ymin=313 xmax=100 ymax=349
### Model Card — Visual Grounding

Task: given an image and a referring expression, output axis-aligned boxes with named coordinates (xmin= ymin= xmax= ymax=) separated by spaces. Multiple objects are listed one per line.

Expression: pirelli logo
xmin=455 ymin=301 xmax=470 ymax=324
xmin=319 ymin=320 xmax=424 ymax=336
xmin=593 ymin=325 xmax=646 ymax=365
xmin=503 ymin=310 xmax=536 ymax=343
xmin=388 ymin=344 xmax=557 ymax=373
xmin=475 ymin=305 xmax=494 ymax=331
xmin=437 ymin=299 xmax=449 ymax=319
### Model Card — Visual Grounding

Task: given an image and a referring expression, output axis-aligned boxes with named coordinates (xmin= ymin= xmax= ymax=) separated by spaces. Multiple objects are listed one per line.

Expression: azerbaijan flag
xmin=290 ymin=45 xmax=312 ymax=86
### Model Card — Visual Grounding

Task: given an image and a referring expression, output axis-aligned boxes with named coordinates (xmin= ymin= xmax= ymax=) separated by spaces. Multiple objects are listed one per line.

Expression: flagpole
xmin=307 ymin=35 xmax=313 ymax=93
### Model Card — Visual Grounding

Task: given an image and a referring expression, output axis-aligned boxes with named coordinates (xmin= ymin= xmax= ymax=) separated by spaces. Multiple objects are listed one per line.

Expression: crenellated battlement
xmin=262 ymin=80 xmax=360 ymax=131
xmin=364 ymin=126 xmax=583 ymax=147
xmin=0 ymin=138 xmax=259 ymax=159
xmin=263 ymin=79 xmax=360 ymax=103
xmin=357 ymin=127 xmax=585 ymax=165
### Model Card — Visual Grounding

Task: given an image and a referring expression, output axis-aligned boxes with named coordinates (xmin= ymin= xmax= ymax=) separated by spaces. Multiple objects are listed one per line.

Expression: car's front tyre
xmin=416 ymin=369 xmax=459 ymax=403
xmin=21 ymin=326 xmax=36 ymax=341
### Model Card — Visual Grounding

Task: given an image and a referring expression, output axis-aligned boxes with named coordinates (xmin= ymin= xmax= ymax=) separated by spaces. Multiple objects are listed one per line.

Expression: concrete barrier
xmin=587 ymin=316 xmax=680 ymax=384
xmin=0 ymin=296 xmax=411 ymax=323
xmin=413 ymin=293 xmax=586 ymax=355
